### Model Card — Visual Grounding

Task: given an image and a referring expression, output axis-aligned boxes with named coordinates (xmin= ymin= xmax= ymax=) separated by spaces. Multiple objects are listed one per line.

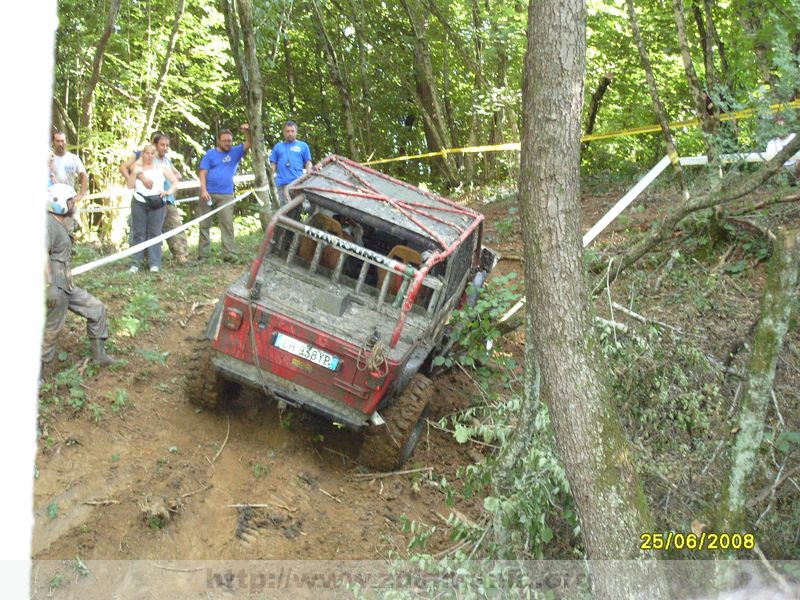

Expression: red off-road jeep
xmin=187 ymin=155 xmax=496 ymax=470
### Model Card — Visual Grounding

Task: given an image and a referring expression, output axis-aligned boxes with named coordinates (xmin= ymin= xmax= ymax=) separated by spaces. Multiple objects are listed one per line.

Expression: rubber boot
xmin=91 ymin=338 xmax=117 ymax=366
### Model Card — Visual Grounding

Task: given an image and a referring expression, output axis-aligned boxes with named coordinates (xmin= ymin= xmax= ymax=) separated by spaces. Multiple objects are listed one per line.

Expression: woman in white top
xmin=127 ymin=144 xmax=179 ymax=273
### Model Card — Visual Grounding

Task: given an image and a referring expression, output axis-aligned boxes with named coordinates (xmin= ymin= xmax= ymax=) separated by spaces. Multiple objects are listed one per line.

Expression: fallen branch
xmin=595 ymin=133 xmax=800 ymax=293
xmin=730 ymin=191 xmax=800 ymax=216
xmin=352 ymin=466 xmax=433 ymax=480
xmin=180 ymin=484 xmax=212 ymax=499
xmin=725 ymin=216 xmax=776 ymax=242
xmin=753 ymin=543 xmax=794 ymax=597
xmin=212 ymin=416 xmax=230 ymax=463
xmin=151 ymin=563 xmax=205 ymax=573
xmin=748 ymin=464 xmax=800 ymax=508
xmin=319 ymin=487 xmax=343 ymax=504
xmin=84 ymin=499 xmax=119 ymax=506
xmin=225 ymin=502 xmax=298 ymax=513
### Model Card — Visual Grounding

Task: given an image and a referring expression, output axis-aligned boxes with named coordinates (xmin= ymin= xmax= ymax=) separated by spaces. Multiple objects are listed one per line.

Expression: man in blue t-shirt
xmin=198 ymin=124 xmax=252 ymax=262
xmin=269 ymin=121 xmax=312 ymax=206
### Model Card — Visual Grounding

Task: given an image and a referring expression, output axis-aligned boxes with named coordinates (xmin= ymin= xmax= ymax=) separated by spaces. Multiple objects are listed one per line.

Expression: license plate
xmin=273 ymin=332 xmax=340 ymax=371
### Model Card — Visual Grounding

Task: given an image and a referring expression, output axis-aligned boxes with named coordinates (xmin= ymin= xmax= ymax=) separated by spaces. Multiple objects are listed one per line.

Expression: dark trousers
xmin=131 ymin=199 xmax=166 ymax=268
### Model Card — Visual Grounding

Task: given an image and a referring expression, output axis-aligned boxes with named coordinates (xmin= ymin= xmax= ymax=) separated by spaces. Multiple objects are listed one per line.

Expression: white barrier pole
xmin=72 ymin=189 xmax=256 ymax=276
xmin=582 ymin=154 xmax=672 ymax=247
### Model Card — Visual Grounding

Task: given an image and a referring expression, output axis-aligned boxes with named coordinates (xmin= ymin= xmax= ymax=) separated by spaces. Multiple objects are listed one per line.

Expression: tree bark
xmin=400 ymin=0 xmax=460 ymax=186
xmin=464 ymin=0 xmax=484 ymax=182
xmin=510 ymin=0 xmax=668 ymax=597
xmin=80 ymin=0 xmax=122 ymax=131
xmin=625 ymin=0 xmax=689 ymax=199
xmin=140 ymin=0 xmax=186 ymax=144
xmin=717 ymin=228 xmax=800 ymax=533
xmin=310 ymin=0 xmax=360 ymax=161
xmin=52 ymin=95 xmax=77 ymax=143
xmin=671 ymin=0 xmax=719 ymax=160
xmin=282 ymin=37 xmax=297 ymax=115
xmin=219 ymin=0 xmax=275 ymax=219
xmin=582 ymin=73 xmax=613 ymax=151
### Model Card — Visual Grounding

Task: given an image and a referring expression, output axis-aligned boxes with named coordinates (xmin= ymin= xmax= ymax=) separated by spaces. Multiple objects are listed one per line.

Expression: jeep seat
xmin=298 ymin=212 xmax=343 ymax=270
xmin=377 ymin=244 xmax=423 ymax=299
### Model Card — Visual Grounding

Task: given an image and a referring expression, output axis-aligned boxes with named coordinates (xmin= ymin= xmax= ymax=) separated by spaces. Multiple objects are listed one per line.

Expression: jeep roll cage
xmin=246 ymin=155 xmax=485 ymax=348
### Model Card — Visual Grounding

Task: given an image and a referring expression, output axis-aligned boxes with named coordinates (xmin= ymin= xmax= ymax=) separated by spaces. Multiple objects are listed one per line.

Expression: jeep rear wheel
xmin=359 ymin=374 xmax=433 ymax=471
xmin=185 ymin=338 xmax=240 ymax=410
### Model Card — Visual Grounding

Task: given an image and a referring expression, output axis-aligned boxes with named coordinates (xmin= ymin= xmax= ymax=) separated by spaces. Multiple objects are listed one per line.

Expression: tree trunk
xmin=348 ymin=0 xmax=372 ymax=151
xmin=282 ymin=37 xmax=297 ymax=115
xmin=400 ymin=0 xmax=460 ymax=187
xmin=717 ymin=228 xmax=800 ymax=533
xmin=310 ymin=0 xmax=360 ymax=161
xmin=625 ymin=0 xmax=689 ymax=199
xmin=140 ymin=0 xmax=186 ymax=144
xmin=671 ymin=0 xmax=718 ymax=160
xmin=464 ymin=0 xmax=484 ymax=182
xmin=52 ymin=96 xmax=77 ymax=143
xmin=511 ymin=0 xmax=668 ymax=597
xmin=582 ymin=73 xmax=613 ymax=151
xmin=80 ymin=0 xmax=122 ymax=131
xmin=220 ymin=0 xmax=275 ymax=219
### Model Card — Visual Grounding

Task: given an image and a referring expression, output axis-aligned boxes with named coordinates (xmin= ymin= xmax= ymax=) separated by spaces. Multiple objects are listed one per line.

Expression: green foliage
xmin=110 ymin=388 xmax=129 ymax=413
xmin=252 ymin=462 xmax=270 ymax=478
xmin=436 ymin=272 xmax=521 ymax=371
xmin=597 ymin=323 xmax=724 ymax=450
xmin=47 ymin=502 xmax=58 ymax=521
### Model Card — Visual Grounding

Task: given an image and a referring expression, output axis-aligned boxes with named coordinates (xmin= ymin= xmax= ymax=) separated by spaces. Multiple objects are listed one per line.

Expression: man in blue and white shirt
xmin=270 ymin=121 xmax=312 ymax=205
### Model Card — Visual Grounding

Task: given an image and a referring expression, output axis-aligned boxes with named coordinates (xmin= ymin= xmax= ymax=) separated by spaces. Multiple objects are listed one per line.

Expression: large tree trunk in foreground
xmin=717 ymin=228 xmax=800 ymax=533
xmin=80 ymin=0 xmax=122 ymax=131
xmin=506 ymin=0 xmax=668 ymax=597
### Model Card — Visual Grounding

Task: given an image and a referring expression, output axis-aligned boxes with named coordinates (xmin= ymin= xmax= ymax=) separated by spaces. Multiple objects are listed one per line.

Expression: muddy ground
xmin=30 ymin=184 xmax=800 ymax=597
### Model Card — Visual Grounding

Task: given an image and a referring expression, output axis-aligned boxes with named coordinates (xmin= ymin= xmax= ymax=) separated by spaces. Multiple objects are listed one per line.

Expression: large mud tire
xmin=359 ymin=374 xmax=433 ymax=472
xmin=185 ymin=338 xmax=240 ymax=410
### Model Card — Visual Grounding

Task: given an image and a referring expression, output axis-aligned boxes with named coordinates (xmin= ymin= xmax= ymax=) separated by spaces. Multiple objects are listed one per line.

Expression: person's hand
xmin=200 ymin=190 xmax=212 ymax=203
xmin=140 ymin=175 xmax=154 ymax=189
xmin=46 ymin=285 xmax=60 ymax=309
xmin=73 ymin=193 xmax=84 ymax=203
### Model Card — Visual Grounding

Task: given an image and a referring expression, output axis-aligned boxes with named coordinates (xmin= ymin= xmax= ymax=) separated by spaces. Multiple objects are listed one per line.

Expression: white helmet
xmin=47 ymin=184 xmax=76 ymax=215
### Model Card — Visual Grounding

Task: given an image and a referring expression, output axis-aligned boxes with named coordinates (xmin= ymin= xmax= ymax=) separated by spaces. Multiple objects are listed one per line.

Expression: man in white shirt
xmin=766 ymin=117 xmax=799 ymax=183
xmin=52 ymin=131 xmax=89 ymax=233
xmin=52 ymin=131 xmax=88 ymax=200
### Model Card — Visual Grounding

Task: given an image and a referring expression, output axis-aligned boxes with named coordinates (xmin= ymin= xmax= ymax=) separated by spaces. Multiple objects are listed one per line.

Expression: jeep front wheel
xmin=185 ymin=338 xmax=240 ymax=410
xmin=359 ymin=374 xmax=433 ymax=471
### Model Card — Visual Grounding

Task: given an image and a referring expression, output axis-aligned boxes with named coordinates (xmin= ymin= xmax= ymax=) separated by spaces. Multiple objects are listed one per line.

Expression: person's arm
xmin=241 ymin=123 xmax=252 ymax=153
xmin=199 ymin=169 xmax=211 ymax=203
xmin=303 ymin=143 xmax=312 ymax=171
xmin=119 ymin=153 xmax=137 ymax=188
xmin=76 ymin=171 xmax=88 ymax=202
xmin=161 ymin=164 xmax=180 ymax=195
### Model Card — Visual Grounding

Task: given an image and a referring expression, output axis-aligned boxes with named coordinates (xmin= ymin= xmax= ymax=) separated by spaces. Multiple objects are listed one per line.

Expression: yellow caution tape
xmin=362 ymin=99 xmax=800 ymax=166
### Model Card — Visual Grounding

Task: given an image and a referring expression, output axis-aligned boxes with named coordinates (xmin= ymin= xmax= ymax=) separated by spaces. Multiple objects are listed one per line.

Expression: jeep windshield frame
xmin=247 ymin=155 xmax=484 ymax=348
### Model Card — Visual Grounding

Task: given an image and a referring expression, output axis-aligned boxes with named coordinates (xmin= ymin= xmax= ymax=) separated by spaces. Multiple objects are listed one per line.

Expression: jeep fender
xmin=384 ymin=343 xmax=433 ymax=409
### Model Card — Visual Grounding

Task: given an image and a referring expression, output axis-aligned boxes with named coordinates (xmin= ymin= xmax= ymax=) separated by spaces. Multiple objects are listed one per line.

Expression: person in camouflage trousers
xmin=42 ymin=185 xmax=116 ymax=376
